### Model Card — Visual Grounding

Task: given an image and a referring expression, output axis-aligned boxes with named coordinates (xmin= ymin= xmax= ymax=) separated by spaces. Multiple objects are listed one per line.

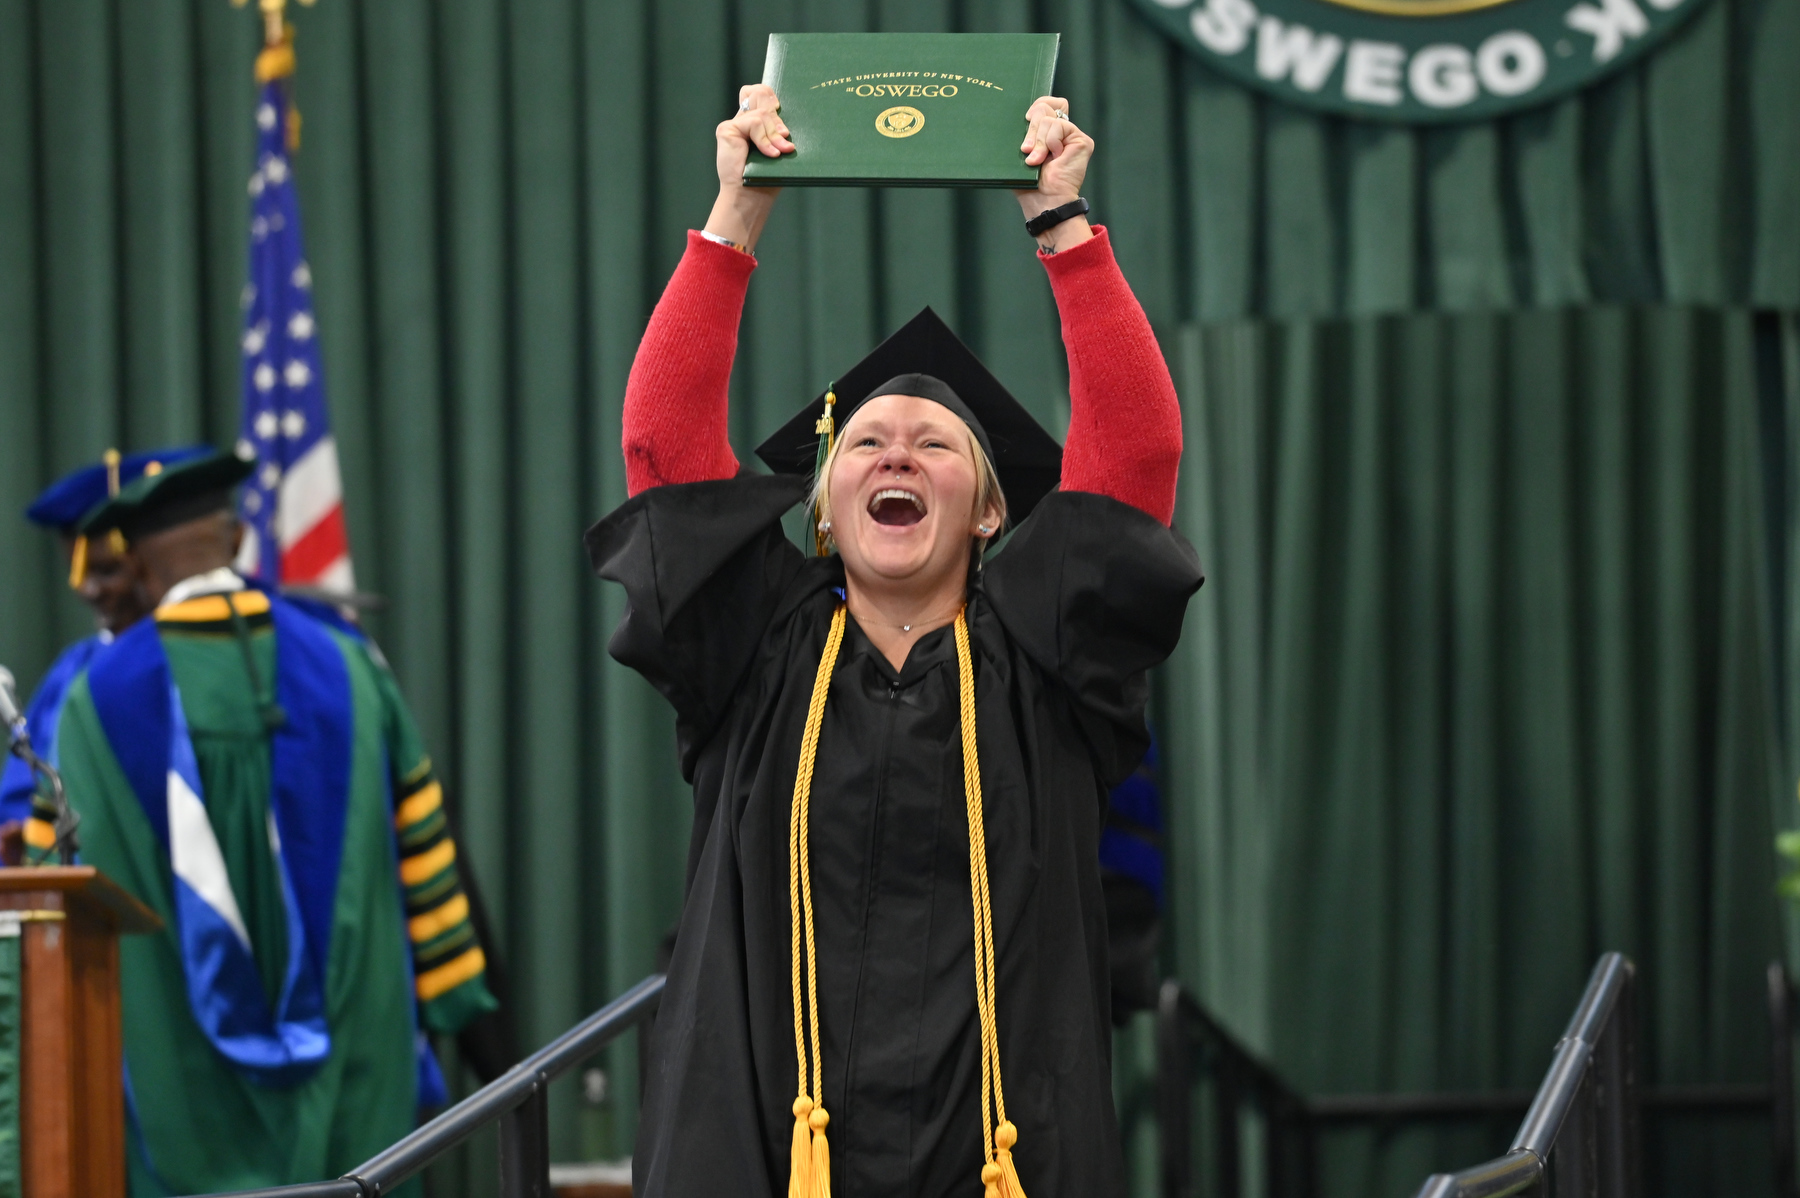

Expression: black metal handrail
xmin=199 ymin=973 xmax=665 ymax=1198
xmin=1412 ymin=952 xmax=1638 ymax=1198
xmin=1158 ymin=957 xmax=1798 ymax=1198
xmin=1157 ymin=978 xmax=1313 ymax=1198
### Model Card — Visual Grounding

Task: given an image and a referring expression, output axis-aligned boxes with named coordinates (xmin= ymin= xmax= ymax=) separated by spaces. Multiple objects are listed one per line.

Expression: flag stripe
xmin=280 ymin=505 xmax=348 ymax=584
xmin=275 ymin=435 xmax=345 ymax=549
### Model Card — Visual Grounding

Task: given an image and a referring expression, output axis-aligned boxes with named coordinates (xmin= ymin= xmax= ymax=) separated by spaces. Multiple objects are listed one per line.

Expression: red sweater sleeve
xmin=1041 ymin=227 xmax=1182 ymax=526
xmin=622 ymin=231 xmax=756 ymax=496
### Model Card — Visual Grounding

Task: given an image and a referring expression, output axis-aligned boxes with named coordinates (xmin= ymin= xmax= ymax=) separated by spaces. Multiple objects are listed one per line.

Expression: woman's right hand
xmin=705 ymin=85 xmax=791 ymax=252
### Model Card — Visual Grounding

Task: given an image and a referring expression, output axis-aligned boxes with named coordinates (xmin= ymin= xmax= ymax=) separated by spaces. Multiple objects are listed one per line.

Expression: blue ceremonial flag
xmin=234 ymin=78 xmax=355 ymax=594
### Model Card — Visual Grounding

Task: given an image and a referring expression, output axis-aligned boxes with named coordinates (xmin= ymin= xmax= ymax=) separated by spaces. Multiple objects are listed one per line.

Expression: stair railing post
xmin=1157 ymin=981 xmax=1192 ymax=1198
xmin=1617 ymin=962 xmax=1641 ymax=1198
xmin=1215 ymin=1048 xmax=1242 ymax=1198
xmin=498 ymin=1075 xmax=550 ymax=1198
xmin=1591 ymin=961 xmax=1637 ymax=1198
xmin=1548 ymin=1068 xmax=1595 ymax=1198
xmin=1263 ymin=1099 xmax=1287 ymax=1198
xmin=1771 ymin=963 xmax=1796 ymax=1198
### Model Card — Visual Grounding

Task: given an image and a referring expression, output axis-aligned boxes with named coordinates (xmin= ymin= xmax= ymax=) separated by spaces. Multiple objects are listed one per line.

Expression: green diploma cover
xmin=743 ymin=32 xmax=1060 ymax=189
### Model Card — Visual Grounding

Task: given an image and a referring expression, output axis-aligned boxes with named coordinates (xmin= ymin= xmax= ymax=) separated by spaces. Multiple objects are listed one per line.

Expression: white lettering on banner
xmin=1256 ymin=17 xmax=1345 ymax=91
xmin=1564 ymin=0 xmax=1647 ymax=62
xmin=1409 ymin=44 xmax=1478 ymax=106
xmin=1476 ymin=31 xmax=1547 ymax=93
xmin=1192 ymin=0 xmax=1259 ymax=56
xmin=1344 ymin=40 xmax=1405 ymax=104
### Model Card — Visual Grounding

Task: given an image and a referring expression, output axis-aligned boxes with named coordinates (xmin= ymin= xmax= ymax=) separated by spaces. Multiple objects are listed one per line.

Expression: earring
xmin=818 ymin=520 xmax=832 ymax=533
xmin=976 ymin=525 xmax=992 ymax=536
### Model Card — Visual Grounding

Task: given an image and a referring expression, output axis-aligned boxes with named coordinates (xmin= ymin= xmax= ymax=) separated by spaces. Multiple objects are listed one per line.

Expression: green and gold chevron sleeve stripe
xmin=395 ymin=761 xmax=499 ymax=1034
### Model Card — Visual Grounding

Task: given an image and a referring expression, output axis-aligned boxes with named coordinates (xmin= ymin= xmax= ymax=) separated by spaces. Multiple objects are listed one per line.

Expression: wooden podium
xmin=0 ymin=867 xmax=159 ymax=1198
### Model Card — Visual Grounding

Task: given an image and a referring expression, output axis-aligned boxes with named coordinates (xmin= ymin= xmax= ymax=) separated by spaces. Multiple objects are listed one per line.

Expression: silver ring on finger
xmin=740 ymin=97 xmax=752 ymax=111
xmin=1052 ymin=109 xmax=1068 ymax=120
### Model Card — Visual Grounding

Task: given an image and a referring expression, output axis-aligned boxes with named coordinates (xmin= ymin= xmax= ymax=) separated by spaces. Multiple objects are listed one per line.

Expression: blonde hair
xmin=807 ymin=408 xmax=1008 ymax=554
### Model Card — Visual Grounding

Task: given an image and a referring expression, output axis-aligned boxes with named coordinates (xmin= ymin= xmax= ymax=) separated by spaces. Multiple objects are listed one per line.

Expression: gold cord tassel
xmin=994 ymin=1121 xmax=1028 ymax=1197
xmin=788 ymin=1096 xmax=813 ymax=1198
xmin=808 ymin=1105 xmax=832 ymax=1198
xmin=68 ymin=536 xmax=88 ymax=590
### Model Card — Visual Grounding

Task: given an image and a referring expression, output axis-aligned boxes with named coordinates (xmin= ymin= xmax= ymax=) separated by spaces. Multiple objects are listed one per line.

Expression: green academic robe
xmin=54 ymin=592 xmax=489 ymax=1196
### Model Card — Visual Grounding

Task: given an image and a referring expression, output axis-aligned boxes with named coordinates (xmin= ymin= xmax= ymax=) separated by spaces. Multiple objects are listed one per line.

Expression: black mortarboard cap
xmin=754 ymin=307 xmax=1064 ymax=522
xmin=78 ymin=448 xmax=255 ymax=542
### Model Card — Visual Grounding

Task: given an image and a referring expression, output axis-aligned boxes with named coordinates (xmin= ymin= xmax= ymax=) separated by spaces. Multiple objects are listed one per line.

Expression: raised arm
xmin=622 ymin=86 xmax=793 ymax=497
xmin=621 ymin=237 xmax=753 ymax=495
xmin=1011 ymin=97 xmax=1181 ymax=527
xmin=1042 ymin=230 xmax=1181 ymax=526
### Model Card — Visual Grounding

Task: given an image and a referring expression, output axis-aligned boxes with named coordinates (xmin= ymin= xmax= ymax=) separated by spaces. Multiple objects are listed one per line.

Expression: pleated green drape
xmin=0 ymin=0 xmax=1796 ymax=1192
xmin=1164 ymin=306 xmax=1800 ymax=1193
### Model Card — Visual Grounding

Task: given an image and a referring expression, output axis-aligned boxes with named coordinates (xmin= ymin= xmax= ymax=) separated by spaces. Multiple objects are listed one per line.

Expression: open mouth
xmin=868 ymin=488 xmax=926 ymax=527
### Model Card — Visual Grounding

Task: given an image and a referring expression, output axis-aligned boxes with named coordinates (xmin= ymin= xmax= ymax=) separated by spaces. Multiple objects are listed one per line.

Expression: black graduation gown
xmin=586 ymin=473 xmax=1202 ymax=1198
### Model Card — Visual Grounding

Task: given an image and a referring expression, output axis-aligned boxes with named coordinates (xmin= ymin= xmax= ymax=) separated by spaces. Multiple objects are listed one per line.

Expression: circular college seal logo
xmin=1128 ymin=0 xmax=1712 ymax=121
xmin=875 ymin=106 xmax=927 ymax=138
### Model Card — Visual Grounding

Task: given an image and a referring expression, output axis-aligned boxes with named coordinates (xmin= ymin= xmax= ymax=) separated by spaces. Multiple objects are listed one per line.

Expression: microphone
xmin=0 ymin=664 xmax=80 ymax=863
xmin=0 ymin=666 xmax=21 ymax=733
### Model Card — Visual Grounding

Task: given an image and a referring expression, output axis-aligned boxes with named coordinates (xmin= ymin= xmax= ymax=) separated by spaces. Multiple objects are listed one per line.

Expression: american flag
xmin=234 ymin=79 xmax=354 ymax=594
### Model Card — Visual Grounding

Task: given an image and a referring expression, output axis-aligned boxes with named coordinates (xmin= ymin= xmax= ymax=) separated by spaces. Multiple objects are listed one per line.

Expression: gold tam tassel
xmin=812 ymin=385 xmax=838 ymax=557
xmin=71 ymin=448 xmax=125 ymax=590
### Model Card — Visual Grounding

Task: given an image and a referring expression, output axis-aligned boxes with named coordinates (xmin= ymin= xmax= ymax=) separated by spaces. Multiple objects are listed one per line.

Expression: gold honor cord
xmin=789 ymin=605 xmax=845 ymax=1198
xmin=953 ymin=612 xmax=1026 ymax=1198
xmin=787 ymin=605 xmax=1029 ymax=1198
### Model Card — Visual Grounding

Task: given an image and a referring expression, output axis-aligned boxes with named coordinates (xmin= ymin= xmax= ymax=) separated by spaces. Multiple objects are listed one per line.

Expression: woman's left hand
xmin=1016 ymin=97 xmax=1094 ymax=251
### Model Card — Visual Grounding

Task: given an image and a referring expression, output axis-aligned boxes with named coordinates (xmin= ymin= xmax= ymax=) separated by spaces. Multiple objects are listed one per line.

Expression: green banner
xmin=1127 ymin=0 xmax=1715 ymax=121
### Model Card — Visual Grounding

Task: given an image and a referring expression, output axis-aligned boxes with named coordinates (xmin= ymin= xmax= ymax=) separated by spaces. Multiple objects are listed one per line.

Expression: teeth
xmin=869 ymin=488 xmax=925 ymax=512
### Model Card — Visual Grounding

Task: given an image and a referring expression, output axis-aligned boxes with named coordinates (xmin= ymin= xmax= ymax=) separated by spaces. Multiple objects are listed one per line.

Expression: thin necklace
xmin=850 ymin=601 xmax=963 ymax=634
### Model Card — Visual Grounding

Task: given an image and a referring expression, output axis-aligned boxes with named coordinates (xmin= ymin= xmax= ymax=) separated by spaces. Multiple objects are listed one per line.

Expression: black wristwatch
xmin=1024 ymin=197 xmax=1090 ymax=238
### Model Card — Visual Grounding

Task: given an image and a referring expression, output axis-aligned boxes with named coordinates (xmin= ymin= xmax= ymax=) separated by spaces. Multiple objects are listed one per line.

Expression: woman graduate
xmin=586 ymin=86 xmax=1201 ymax=1198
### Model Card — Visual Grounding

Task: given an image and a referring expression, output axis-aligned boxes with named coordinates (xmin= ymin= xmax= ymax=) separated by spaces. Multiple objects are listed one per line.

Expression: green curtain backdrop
xmin=0 ymin=0 xmax=1796 ymax=1192
xmin=1164 ymin=305 xmax=1799 ymax=1194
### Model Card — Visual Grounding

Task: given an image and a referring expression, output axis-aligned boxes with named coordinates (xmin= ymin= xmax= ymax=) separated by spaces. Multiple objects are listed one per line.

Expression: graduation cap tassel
xmin=70 ymin=450 xmax=129 ymax=591
xmin=812 ymin=384 xmax=838 ymax=557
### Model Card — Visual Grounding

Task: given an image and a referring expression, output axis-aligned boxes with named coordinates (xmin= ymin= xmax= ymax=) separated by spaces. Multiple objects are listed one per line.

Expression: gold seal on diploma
xmin=875 ymin=106 xmax=925 ymax=137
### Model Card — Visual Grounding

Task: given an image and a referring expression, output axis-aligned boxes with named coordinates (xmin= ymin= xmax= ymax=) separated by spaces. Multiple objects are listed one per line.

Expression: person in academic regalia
xmin=585 ymin=86 xmax=1202 ymax=1198
xmin=50 ymin=450 xmax=498 ymax=1197
xmin=1100 ymin=735 xmax=1166 ymax=1024
xmin=0 ymin=446 xmax=209 ymax=848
